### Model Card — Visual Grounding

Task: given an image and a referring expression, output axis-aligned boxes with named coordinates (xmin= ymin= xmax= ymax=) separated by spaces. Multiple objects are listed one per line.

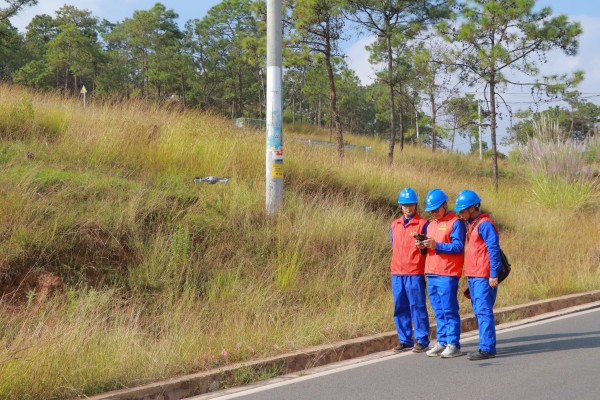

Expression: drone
xmin=193 ymin=176 xmax=230 ymax=185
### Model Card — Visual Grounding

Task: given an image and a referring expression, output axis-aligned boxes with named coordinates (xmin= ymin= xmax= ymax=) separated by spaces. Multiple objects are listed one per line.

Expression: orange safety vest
xmin=465 ymin=213 xmax=498 ymax=278
xmin=424 ymin=211 xmax=464 ymax=277
xmin=390 ymin=214 xmax=428 ymax=275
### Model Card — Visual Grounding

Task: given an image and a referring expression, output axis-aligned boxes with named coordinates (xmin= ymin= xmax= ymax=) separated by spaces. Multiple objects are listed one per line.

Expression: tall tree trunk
xmin=64 ymin=68 xmax=68 ymax=93
xmin=329 ymin=92 xmax=332 ymax=142
xmin=398 ymin=103 xmax=404 ymax=152
xmin=324 ymin=38 xmax=343 ymax=158
xmin=237 ymin=68 xmax=243 ymax=117
xmin=141 ymin=52 xmax=146 ymax=97
xmin=257 ymin=68 xmax=263 ymax=120
xmin=317 ymin=95 xmax=321 ymax=127
xmin=292 ymin=93 xmax=295 ymax=127
xmin=431 ymin=93 xmax=437 ymax=152
xmin=490 ymin=76 xmax=499 ymax=191
xmin=299 ymin=94 xmax=303 ymax=125
xmin=300 ymin=66 xmax=305 ymax=125
xmin=180 ymin=72 xmax=187 ymax=107
xmin=141 ymin=52 xmax=147 ymax=98
xmin=451 ymin=115 xmax=456 ymax=152
xmin=203 ymin=75 xmax=209 ymax=108
xmin=386 ymin=32 xmax=396 ymax=165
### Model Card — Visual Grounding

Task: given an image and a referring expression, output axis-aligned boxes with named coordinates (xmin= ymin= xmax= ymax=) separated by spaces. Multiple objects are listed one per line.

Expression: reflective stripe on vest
xmin=390 ymin=214 xmax=427 ymax=275
xmin=424 ymin=212 xmax=464 ymax=277
xmin=465 ymin=214 xmax=497 ymax=278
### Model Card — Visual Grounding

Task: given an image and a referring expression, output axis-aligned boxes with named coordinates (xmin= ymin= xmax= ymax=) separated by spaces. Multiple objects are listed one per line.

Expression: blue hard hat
xmin=424 ymin=188 xmax=448 ymax=212
xmin=397 ymin=188 xmax=418 ymax=205
xmin=454 ymin=190 xmax=481 ymax=212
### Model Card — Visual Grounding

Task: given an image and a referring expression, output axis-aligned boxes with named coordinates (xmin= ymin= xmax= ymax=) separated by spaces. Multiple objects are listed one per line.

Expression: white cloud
xmin=566 ymin=15 xmax=600 ymax=94
xmin=345 ymin=35 xmax=379 ymax=85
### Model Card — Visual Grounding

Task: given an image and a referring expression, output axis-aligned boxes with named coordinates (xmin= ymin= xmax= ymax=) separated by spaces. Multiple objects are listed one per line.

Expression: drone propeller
xmin=193 ymin=176 xmax=230 ymax=185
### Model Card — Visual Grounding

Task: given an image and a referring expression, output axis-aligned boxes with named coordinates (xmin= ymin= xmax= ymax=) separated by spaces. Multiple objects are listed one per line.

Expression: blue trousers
xmin=392 ymin=275 xmax=430 ymax=347
xmin=427 ymin=275 xmax=460 ymax=347
xmin=468 ymin=277 xmax=498 ymax=354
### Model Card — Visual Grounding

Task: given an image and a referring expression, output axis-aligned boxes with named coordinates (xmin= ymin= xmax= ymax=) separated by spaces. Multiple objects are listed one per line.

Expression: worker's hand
xmin=422 ymin=238 xmax=436 ymax=250
xmin=489 ymin=277 xmax=499 ymax=288
xmin=416 ymin=240 xmax=425 ymax=249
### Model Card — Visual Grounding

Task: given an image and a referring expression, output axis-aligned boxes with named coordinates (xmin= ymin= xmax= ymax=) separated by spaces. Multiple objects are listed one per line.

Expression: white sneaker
xmin=440 ymin=344 xmax=462 ymax=358
xmin=426 ymin=342 xmax=446 ymax=357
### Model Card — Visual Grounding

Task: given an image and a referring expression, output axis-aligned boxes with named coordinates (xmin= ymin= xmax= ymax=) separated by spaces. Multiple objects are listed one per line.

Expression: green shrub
xmin=530 ymin=174 xmax=599 ymax=212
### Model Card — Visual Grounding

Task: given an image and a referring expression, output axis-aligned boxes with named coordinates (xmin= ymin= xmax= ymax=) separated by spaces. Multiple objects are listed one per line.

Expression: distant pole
xmin=478 ymin=100 xmax=482 ymax=161
xmin=266 ymin=0 xmax=283 ymax=215
xmin=80 ymin=85 xmax=88 ymax=109
xmin=415 ymin=110 xmax=419 ymax=139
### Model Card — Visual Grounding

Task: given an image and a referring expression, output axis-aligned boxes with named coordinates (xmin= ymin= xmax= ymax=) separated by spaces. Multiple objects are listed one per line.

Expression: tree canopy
xmin=441 ymin=0 xmax=583 ymax=188
xmin=1 ymin=0 xmax=591 ymax=168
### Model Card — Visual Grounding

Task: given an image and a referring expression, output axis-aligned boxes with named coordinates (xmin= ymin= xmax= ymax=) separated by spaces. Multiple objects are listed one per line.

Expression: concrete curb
xmin=86 ymin=290 xmax=600 ymax=400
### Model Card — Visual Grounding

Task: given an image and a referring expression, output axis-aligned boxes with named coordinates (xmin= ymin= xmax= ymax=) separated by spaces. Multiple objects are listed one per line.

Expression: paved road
xmin=195 ymin=307 xmax=600 ymax=400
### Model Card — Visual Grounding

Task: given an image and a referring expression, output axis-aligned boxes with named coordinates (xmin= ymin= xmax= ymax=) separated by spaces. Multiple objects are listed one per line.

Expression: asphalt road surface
xmin=193 ymin=307 xmax=600 ymax=400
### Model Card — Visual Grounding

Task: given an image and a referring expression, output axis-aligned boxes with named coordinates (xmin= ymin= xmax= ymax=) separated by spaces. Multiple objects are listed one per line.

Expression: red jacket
xmin=465 ymin=213 xmax=497 ymax=278
xmin=390 ymin=214 xmax=428 ymax=275
xmin=424 ymin=212 xmax=464 ymax=277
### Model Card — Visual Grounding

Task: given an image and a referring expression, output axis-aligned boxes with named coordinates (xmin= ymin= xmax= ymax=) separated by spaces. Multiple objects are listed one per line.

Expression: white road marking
xmin=188 ymin=305 xmax=600 ymax=399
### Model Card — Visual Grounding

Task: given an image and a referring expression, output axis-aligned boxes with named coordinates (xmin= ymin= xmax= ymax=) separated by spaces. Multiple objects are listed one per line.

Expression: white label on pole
xmin=80 ymin=85 xmax=87 ymax=94
xmin=273 ymin=149 xmax=283 ymax=161
xmin=266 ymin=66 xmax=281 ymax=125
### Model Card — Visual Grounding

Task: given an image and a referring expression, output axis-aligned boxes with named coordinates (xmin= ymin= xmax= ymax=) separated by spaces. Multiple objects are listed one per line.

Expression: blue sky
xmin=10 ymin=1 xmax=223 ymax=29
xmin=10 ymin=0 xmax=600 ymax=26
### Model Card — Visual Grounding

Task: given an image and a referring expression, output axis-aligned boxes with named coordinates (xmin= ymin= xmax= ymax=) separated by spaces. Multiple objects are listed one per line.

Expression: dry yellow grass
xmin=0 ymin=84 xmax=598 ymax=399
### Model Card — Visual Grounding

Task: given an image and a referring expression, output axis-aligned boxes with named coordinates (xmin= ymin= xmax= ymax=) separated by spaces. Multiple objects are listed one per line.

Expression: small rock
xmin=208 ymin=381 xmax=220 ymax=392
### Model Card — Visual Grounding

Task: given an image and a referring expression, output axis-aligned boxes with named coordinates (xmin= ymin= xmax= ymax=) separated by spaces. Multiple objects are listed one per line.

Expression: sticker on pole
xmin=272 ymin=164 xmax=283 ymax=179
xmin=80 ymin=85 xmax=87 ymax=94
xmin=267 ymin=125 xmax=282 ymax=150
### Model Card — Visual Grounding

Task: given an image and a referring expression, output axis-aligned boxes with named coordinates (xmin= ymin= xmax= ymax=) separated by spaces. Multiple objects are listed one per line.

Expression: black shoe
xmin=392 ymin=343 xmax=412 ymax=353
xmin=412 ymin=342 xmax=429 ymax=353
xmin=467 ymin=349 xmax=496 ymax=360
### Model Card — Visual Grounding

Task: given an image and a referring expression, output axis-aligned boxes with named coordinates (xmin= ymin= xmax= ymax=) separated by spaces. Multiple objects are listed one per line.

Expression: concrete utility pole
xmin=266 ymin=0 xmax=283 ymax=215
xmin=80 ymin=85 xmax=87 ymax=109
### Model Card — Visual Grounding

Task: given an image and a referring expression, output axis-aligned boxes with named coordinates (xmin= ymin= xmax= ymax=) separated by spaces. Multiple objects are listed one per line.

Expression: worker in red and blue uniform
xmin=389 ymin=188 xmax=431 ymax=353
xmin=455 ymin=190 xmax=502 ymax=360
xmin=420 ymin=189 xmax=466 ymax=358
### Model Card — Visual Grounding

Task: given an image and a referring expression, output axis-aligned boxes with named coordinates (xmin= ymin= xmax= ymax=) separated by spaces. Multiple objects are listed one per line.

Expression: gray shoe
xmin=412 ymin=342 xmax=429 ymax=353
xmin=426 ymin=343 xmax=446 ymax=357
xmin=392 ymin=343 xmax=412 ymax=353
xmin=440 ymin=344 xmax=462 ymax=358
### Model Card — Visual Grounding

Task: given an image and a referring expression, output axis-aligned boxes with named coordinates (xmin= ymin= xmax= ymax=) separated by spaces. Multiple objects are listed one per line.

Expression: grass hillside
xmin=0 ymin=84 xmax=599 ymax=399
